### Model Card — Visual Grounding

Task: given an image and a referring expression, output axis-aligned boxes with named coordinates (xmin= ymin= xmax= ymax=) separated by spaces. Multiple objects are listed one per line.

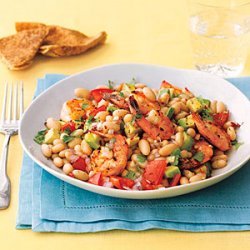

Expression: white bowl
xmin=20 ymin=63 xmax=250 ymax=199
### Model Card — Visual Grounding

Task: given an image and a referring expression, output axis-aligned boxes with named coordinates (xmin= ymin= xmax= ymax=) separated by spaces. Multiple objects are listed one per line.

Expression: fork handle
xmin=0 ymin=133 xmax=11 ymax=210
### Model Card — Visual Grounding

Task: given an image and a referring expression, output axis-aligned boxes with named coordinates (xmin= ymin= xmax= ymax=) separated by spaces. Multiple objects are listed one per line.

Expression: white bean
xmin=103 ymin=122 xmax=120 ymax=131
xmin=63 ymin=163 xmax=74 ymax=174
xmin=53 ymin=157 xmax=64 ymax=168
xmin=81 ymin=140 xmax=92 ymax=155
xmin=175 ymin=132 xmax=184 ymax=147
xmin=143 ymin=87 xmax=156 ymax=102
xmin=46 ymin=117 xmax=61 ymax=130
xmin=73 ymin=170 xmax=89 ymax=181
xmin=68 ymin=138 xmax=82 ymax=148
xmin=52 ymin=143 xmax=66 ymax=154
xmin=189 ymin=173 xmax=205 ymax=183
xmin=138 ymin=139 xmax=150 ymax=156
xmin=123 ymin=114 xmax=133 ymax=123
xmin=113 ymin=109 xmax=128 ymax=118
xmin=227 ymin=126 xmax=236 ymax=141
xmin=74 ymin=88 xmax=90 ymax=99
xmin=216 ymin=101 xmax=226 ymax=113
xmin=41 ymin=144 xmax=52 ymax=158
xmin=180 ymin=176 xmax=189 ymax=185
xmin=212 ymin=159 xmax=227 ymax=169
xmin=70 ymin=129 xmax=84 ymax=137
xmin=159 ymin=143 xmax=178 ymax=156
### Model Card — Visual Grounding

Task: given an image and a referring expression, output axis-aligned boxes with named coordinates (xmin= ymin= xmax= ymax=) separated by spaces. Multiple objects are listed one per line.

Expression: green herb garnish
xmin=137 ymin=154 xmax=146 ymax=163
xmin=166 ymin=107 xmax=175 ymax=119
xmin=33 ymin=129 xmax=47 ymax=144
xmin=125 ymin=170 xmax=137 ymax=180
xmin=200 ymin=109 xmax=213 ymax=121
xmin=64 ymin=128 xmax=72 ymax=135
xmin=62 ymin=135 xmax=75 ymax=143
xmin=193 ymin=151 xmax=204 ymax=162
xmin=108 ymin=80 xmax=115 ymax=89
xmin=83 ymin=115 xmax=94 ymax=132
xmin=119 ymin=91 xmax=125 ymax=98
xmin=129 ymin=78 xmax=137 ymax=85
xmin=107 ymin=106 xmax=118 ymax=113
xmin=82 ymin=103 xmax=89 ymax=109
xmin=135 ymin=114 xmax=142 ymax=119
xmin=231 ymin=140 xmax=244 ymax=150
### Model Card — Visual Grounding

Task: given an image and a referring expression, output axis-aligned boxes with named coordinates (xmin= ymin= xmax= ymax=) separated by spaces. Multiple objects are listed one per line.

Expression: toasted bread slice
xmin=16 ymin=22 xmax=107 ymax=57
xmin=0 ymin=28 xmax=48 ymax=70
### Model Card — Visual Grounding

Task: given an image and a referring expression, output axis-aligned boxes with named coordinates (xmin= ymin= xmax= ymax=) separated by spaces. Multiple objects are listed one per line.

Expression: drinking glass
xmin=189 ymin=0 xmax=250 ymax=77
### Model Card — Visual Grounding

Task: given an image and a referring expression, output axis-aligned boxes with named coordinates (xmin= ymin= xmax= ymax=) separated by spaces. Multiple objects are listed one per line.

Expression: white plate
xmin=20 ymin=63 xmax=250 ymax=199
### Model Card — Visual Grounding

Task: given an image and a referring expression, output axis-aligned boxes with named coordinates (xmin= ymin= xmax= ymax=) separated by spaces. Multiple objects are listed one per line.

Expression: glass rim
xmin=191 ymin=1 xmax=250 ymax=9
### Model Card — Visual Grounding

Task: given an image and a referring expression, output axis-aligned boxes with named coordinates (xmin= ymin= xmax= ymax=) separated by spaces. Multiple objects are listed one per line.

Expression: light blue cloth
xmin=16 ymin=75 xmax=250 ymax=232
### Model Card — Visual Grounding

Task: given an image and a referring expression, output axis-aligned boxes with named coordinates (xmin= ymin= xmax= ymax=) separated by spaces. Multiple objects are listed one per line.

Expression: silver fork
xmin=0 ymin=82 xmax=23 ymax=210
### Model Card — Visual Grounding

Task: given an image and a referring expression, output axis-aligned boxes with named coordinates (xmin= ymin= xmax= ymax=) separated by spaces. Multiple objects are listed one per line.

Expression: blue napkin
xmin=17 ymin=75 xmax=250 ymax=232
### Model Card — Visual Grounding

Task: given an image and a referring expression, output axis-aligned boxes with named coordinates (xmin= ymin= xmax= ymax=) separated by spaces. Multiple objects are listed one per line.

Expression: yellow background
xmin=0 ymin=0 xmax=250 ymax=249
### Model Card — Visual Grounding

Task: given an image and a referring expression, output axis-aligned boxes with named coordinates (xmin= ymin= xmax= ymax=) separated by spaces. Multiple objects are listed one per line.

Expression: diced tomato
xmin=72 ymin=157 xmax=86 ymax=171
xmin=170 ymin=173 xmax=181 ymax=187
xmin=89 ymin=105 xmax=107 ymax=117
xmin=141 ymin=179 xmax=156 ymax=190
xmin=110 ymin=176 xmax=135 ymax=190
xmin=88 ymin=172 xmax=103 ymax=186
xmin=213 ymin=111 xmax=229 ymax=127
xmin=231 ymin=122 xmax=241 ymax=128
xmin=161 ymin=80 xmax=182 ymax=94
xmin=61 ymin=122 xmax=76 ymax=133
xmin=143 ymin=160 xmax=166 ymax=185
xmin=90 ymin=88 xmax=114 ymax=102
xmin=68 ymin=172 xmax=75 ymax=178
xmin=120 ymin=177 xmax=135 ymax=189
xmin=110 ymin=176 xmax=122 ymax=189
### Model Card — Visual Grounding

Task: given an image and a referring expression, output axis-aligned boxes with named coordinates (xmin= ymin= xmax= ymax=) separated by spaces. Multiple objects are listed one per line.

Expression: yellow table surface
xmin=0 ymin=0 xmax=250 ymax=249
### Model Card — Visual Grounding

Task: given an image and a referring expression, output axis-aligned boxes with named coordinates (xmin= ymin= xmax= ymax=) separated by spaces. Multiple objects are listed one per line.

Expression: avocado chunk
xmin=122 ymin=83 xmax=135 ymax=92
xmin=44 ymin=128 xmax=60 ymax=144
xmin=124 ymin=122 xmax=140 ymax=138
xmin=178 ymin=115 xmax=195 ymax=128
xmin=84 ymin=132 xmax=101 ymax=149
xmin=181 ymin=132 xmax=194 ymax=151
xmin=165 ymin=166 xmax=181 ymax=178
xmin=126 ymin=135 xmax=140 ymax=147
xmin=187 ymin=97 xmax=203 ymax=113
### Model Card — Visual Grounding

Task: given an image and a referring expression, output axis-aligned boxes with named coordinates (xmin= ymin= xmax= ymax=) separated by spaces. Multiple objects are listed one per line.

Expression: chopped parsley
xmin=135 ymin=113 xmax=142 ymax=119
xmin=129 ymin=77 xmax=137 ymax=85
xmin=200 ymin=109 xmax=213 ymax=121
xmin=83 ymin=115 xmax=94 ymax=132
xmin=62 ymin=135 xmax=75 ymax=143
xmin=108 ymin=80 xmax=115 ymax=89
xmin=231 ymin=140 xmax=244 ymax=150
xmin=193 ymin=151 xmax=204 ymax=162
xmin=33 ymin=129 xmax=47 ymax=144
xmin=125 ymin=170 xmax=137 ymax=180
xmin=137 ymin=154 xmax=146 ymax=163
xmin=64 ymin=128 xmax=72 ymax=135
xmin=81 ymin=103 xmax=89 ymax=109
xmin=119 ymin=91 xmax=125 ymax=98
xmin=158 ymin=88 xmax=169 ymax=96
xmin=107 ymin=106 xmax=118 ymax=113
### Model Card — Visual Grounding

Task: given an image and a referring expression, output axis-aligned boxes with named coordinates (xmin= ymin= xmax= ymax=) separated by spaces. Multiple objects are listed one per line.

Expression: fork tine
xmin=13 ymin=83 xmax=18 ymax=122
xmin=1 ymin=82 xmax=8 ymax=123
xmin=7 ymin=83 xmax=12 ymax=122
xmin=19 ymin=81 xmax=24 ymax=117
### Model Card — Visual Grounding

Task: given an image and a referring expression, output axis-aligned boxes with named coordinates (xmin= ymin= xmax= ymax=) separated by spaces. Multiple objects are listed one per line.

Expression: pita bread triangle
xmin=0 ymin=27 xmax=48 ymax=70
